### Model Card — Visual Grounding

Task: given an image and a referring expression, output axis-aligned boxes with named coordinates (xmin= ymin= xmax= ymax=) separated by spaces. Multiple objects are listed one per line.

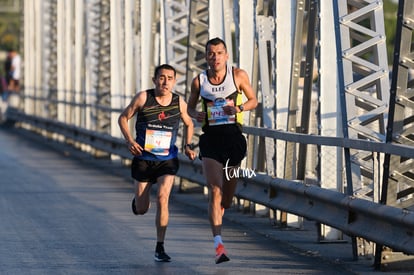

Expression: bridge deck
xmin=0 ymin=126 xmax=374 ymax=274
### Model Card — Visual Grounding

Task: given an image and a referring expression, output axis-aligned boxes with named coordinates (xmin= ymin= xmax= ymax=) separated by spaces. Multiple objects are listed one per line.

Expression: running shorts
xmin=131 ymin=157 xmax=179 ymax=183
xmin=199 ymin=132 xmax=247 ymax=166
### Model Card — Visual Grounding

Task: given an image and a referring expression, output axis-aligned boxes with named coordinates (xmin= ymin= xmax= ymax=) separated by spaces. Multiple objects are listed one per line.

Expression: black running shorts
xmin=131 ymin=157 xmax=179 ymax=183
xmin=199 ymin=132 xmax=247 ymax=166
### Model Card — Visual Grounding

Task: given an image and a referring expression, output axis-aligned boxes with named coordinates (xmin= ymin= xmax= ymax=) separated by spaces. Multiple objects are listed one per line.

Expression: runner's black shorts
xmin=199 ymin=132 xmax=247 ymax=166
xmin=131 ymin=157 xmax=179 ymax=183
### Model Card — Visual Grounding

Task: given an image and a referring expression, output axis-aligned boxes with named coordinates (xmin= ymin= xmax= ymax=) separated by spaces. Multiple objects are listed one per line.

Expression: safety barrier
xmin=5 ymin=109 xmax=414 ymax=255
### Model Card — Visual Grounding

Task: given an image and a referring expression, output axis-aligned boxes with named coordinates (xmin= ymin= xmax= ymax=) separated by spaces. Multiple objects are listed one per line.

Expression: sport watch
xmin=238 ymin=104 xmax=244 ymax=112
xmin=185 ymin=143 xmax=194 ymax=150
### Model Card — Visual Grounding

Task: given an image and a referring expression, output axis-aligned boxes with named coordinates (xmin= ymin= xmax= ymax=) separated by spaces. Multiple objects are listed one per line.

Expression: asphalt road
xmin=0 ymin=126 xmax=382 ymax=274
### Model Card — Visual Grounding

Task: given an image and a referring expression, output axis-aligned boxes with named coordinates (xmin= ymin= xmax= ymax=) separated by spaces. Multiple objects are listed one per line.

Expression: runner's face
xmin=206 ymin=43 xmax=228 ymax=71
xmin=154 ymin=69 xmax=176 ymax=95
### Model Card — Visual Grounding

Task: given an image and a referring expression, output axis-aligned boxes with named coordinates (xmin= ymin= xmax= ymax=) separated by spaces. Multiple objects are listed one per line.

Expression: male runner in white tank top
xmin=187 ymin=37 xmax=258 ymax=264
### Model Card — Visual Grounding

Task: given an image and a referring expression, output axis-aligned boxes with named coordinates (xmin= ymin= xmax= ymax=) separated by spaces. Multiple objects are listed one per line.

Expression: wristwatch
xmin=238 ymin=104 xmax=244 ymax=112
xmin=185 ymin=143 xmax=194 ymax=150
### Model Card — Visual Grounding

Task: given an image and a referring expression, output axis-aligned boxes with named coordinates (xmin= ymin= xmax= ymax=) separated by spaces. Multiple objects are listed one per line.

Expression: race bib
xmin=207 ymin=98 xmax=235 ymax=126
xmin=144 ymin=129 xmax=172 ymax=156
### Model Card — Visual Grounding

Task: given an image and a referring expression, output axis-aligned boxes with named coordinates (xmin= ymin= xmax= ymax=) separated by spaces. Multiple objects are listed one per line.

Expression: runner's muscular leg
xmin=156 ymin=174 xmax=175 ymax=242
xmin=221 ymin=175 xmax=238 ymax=209
xmin=134 ymin=181 xmax=152 ymax=214
xmin=202 ymin=157 xmax=224 ymax=236
xmin=220 ymin=133 xmax=246 ymax=209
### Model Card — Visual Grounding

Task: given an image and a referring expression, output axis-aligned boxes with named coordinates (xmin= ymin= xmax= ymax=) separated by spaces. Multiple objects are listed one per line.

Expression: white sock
xmin=214 ymin=235 xmax=223 ymax=248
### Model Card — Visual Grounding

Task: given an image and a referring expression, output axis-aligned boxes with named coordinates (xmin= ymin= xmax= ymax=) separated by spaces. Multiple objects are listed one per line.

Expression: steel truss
xmin=45 ymin=0 xmax=58 ymax=120
xmin=95 ymin=0 xmax=111 ymax=134
xmin=185 ymin=0 xmax=209 ymax=91
xmin=334 ymin=0 xmax=390 ymax=258
xmin=375 ymin=0 xmax=414 ymax=269
xmin=161 ymin=0 xmax=189 ymax=95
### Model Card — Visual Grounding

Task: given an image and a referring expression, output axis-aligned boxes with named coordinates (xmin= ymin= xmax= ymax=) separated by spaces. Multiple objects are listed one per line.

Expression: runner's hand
xmin=222 ymin=105 xmax=237 ymax=115
xmin=196 ymin=111 xmax=206 ymax=123
xmin=185 ymin=148 xmax=197 ymax=160
xmin=127 ymin=141 xmax=143 ymax=156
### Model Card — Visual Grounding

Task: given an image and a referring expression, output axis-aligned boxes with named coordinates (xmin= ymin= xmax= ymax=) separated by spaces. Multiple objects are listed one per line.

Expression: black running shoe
xmin=131 ymin=198 xmax=138 ymax=215
xmin=154 ymin=251 xmax=171 ymax=262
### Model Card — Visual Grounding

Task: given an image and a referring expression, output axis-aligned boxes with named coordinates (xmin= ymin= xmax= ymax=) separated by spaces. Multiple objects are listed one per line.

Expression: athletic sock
xmin=214 ymin=235 xmax=223 ymax=249
xmin=156 ymin=241 xmax=164 ymax=253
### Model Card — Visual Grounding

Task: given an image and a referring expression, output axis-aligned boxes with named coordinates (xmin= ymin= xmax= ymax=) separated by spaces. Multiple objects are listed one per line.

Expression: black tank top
xmin=134 ymin=89 xmax=180 ymax=160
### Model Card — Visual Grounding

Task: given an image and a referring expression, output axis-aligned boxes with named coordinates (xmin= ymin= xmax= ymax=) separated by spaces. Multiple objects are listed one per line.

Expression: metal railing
xmin=5 ymin=107 xmax=414 ymax=256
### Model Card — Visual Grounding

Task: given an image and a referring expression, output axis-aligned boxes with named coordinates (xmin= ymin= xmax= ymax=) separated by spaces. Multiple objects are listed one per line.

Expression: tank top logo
xmin=212 ymin=86 xmax=225 ymax=93
xmin=158 ymin=111 xmax=169 ymax=121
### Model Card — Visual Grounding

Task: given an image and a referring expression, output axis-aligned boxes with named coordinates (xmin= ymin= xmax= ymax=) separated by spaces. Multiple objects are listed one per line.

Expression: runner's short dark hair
xmin=205 ymin=37 xmax=227 ymax=52
xmin=154 ymin=64 xmax=176 ymax=78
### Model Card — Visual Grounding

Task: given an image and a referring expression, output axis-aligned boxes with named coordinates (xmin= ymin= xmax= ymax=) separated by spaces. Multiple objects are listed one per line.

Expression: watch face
xmin=239 ymin=105 xmax=244 ymax=111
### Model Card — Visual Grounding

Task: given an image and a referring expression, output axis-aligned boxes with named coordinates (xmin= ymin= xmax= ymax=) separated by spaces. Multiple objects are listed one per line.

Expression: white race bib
xmin=207 ymin=98 xmax=235 ymax=126
xmin=144 ymin=129 xmax=172 ymax=156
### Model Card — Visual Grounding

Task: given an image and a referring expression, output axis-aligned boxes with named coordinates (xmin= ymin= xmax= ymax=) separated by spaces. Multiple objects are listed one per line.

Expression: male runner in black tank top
xmin=119 ymin=64 xmax=196 ymax=262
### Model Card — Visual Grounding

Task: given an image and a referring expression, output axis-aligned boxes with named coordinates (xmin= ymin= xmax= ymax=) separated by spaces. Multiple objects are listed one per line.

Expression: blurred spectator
xmin=1 ymin=51 xmax=11 ymax=100
xmin=8 ymin=50 xmax=21 ymax=93
xmin=4 ymin=51 xmax=12 ymax=87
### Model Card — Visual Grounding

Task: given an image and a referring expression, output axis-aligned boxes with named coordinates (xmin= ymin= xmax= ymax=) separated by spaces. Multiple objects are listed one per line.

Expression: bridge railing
xmin=5 ymin=105 xmax=414 ymax=256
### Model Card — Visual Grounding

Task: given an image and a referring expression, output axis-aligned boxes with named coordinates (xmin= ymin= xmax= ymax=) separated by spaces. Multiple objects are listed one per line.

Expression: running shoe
xmin=215 ymin=243 xmax=230 ymax=264
xmin=154 ymin=251 xmax=171 ymax=262
xmin=131 ymin=198 xmax=138 ymax=215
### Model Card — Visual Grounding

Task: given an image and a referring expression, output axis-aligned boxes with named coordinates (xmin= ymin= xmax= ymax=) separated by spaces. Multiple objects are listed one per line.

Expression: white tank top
xmin=199 ymin=65 xmax=238 ymax=101
xmin=199 ymin=66 xmax=243 ymax=129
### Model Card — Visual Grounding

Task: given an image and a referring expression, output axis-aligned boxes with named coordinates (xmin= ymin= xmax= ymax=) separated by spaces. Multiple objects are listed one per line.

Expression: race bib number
xmin=144 ymin=129 xmax=172 ymax=156
xmin=207 ymin=98 xmax=235 ymax=126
